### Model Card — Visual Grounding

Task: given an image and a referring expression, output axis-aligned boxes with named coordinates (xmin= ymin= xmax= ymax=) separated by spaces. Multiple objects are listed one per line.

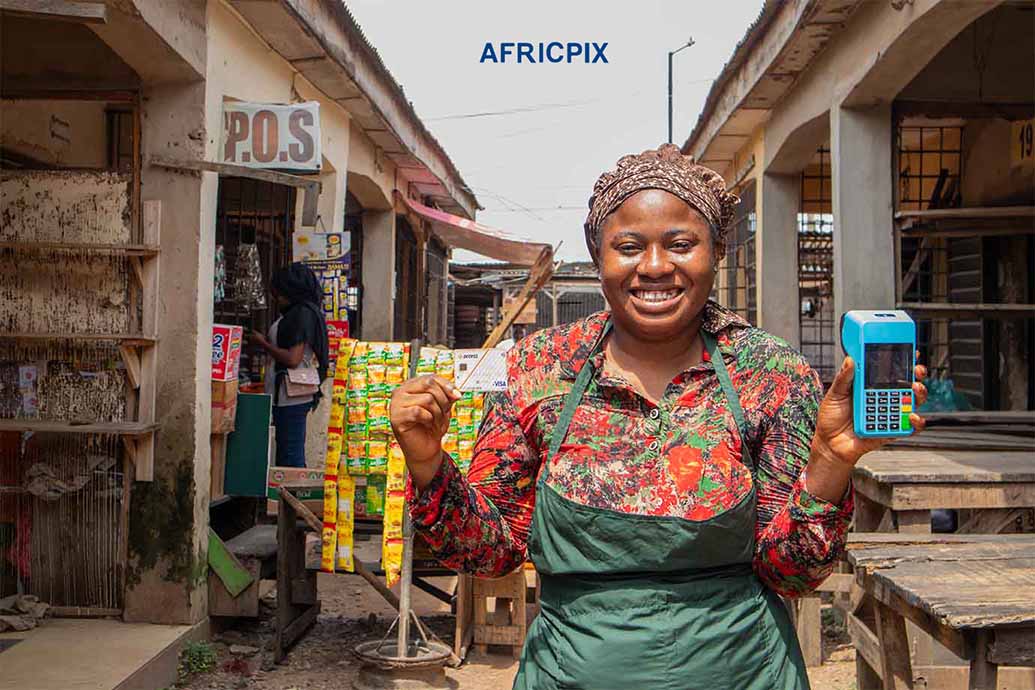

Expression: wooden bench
xmin=846 ymin=533 xmax=1035 ymax=690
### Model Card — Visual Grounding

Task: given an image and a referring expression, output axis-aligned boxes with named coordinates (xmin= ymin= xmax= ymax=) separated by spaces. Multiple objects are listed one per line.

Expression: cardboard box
xmin=266 ymin=466 xmax=324 ymax=501
xmin=211 ymin=379 xmax=239 ymax=434
xmin=212 ymin=324 xmax=243 ymax=381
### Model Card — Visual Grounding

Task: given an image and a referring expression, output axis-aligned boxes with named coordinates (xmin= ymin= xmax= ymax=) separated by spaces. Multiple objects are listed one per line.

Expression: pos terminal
xmin=840 ymin=310 xmax=916 ymax=438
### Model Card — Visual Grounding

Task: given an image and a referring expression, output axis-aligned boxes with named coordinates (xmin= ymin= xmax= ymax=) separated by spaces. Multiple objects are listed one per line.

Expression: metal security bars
xmin=719 ymin=180 xmax=757 ymax=325
xmin=798 ymin=148 xmax=835 ymax=385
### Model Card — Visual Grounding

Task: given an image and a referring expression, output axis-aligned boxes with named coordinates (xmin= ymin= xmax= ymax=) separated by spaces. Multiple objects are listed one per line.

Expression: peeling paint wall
xmin=0 ymin=100 xmax=109 ymax=169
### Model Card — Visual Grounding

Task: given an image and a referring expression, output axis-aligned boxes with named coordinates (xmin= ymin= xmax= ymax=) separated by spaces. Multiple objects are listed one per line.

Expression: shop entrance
xmin=214 ymin=177 xmax=297 ymax=385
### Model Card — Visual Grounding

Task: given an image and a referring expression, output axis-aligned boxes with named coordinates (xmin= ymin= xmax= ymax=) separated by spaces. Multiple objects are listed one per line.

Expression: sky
xmin=345 ymin=0 xmax=765 ymax=263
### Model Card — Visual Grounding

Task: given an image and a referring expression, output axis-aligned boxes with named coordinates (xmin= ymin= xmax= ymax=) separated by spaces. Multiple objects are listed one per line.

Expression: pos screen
xmin=864 ymin=344 xmax=912 ymax=389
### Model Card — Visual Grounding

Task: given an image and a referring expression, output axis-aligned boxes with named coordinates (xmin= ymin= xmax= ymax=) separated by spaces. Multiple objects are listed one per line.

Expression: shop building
xmin=684 ymin=0 xmax=1033 ymax=410
xmin=1 ymin=0 xmax=476 ymax=645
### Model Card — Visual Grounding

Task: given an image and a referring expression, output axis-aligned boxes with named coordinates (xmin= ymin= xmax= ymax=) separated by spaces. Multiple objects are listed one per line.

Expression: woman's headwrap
xmin=584 ymin=144 xmax=739 ymax=262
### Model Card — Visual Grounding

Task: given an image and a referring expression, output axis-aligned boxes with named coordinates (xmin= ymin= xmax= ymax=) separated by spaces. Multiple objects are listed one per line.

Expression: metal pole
xmin=397 ymin=337 xmax=423 ymax=657
xmin=667 ymin=51 xmax=674 ymax=144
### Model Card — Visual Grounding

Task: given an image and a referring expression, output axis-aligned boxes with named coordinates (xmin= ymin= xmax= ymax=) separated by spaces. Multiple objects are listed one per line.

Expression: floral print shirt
xmin=408 ymin=300 xmax=854 ymax=597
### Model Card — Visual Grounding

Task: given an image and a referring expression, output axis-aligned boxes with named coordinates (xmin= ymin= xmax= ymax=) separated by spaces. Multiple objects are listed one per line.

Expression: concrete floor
xmin=0 ymin=618 xmax=193 ymax=690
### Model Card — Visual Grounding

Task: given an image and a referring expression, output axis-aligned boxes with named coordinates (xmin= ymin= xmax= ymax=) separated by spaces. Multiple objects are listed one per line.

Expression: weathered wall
xmin=962 ymin=119 xmax=1035 ymax=207
xmin=0 ymin=16 xmax=140 ymax=93
xmin=0 ymin=100 xmax=109 ymax=168
xmin=361 ymin=209 xmax=396 ymax=340
xmin=898 ymin=4 xmax=1034 ymax=105
xmin=205 ymin=0 xmax=352 ymax=233
xmin=124 ymin=79 xmax=215 ymax=625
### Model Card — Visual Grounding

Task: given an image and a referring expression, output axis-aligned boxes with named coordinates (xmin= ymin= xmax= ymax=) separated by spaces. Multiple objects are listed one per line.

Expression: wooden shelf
xmin=895 ymin=206 xmax=1035 ymax=221
xmin=2 ymin=332 xmax=157 ymax=345
xmin=898 ymin=302 xmax=1035 ymax=319
xmin=0 ymin=240 xmax=160 ymax=256
xmin=0 ymin=419 xmax=157 ymax=436
xmin=895 ymin=206 xmax=1035 ymax=237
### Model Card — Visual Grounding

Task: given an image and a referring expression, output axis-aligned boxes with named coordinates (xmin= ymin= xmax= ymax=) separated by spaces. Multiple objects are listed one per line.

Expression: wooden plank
xmin=473 ymin=624 xmax=523 ymax=646
xmin=896 ymin=510 xmax=932 ymax=534
xmin=969 ymin=630 xmax=998 ymax=690
xmin=119 ymin=345 xmax=141 ymax=389
xmin=0 ymin=0 xmax=106 ymax=24
xmin=851 ymin=543 xmax=1035 ymax=631
xmin=291 ymin=576 xmax=317 ymax=606
xmin=816 ymin=573 xmax=854 ymax=593
xmin=989 ymin=627 xmax=1035 ymax=666
xmin=887 ymin=483 xmax=1035 ymax=511
xmin=0 ymin=241 xmax=159 ymax=255
xmin=225 ymin=524 xmax=278 ymax=560
xmin=127 ymin=256 xmax=144 ymax=288
xmin=280 ymin=488 xmax=322 ymax=533
xmin=0 ymin=419 xmax=157 ymax=434
xmin=849 ymin=533 xmax=1035 ymax=545
xmin=957 ymin=508 xmax=1027 ymax=534
xmin=796 ymin=595 xmax=823 ymax=667
xmin=482 ymin=249 xmax=553 ymax=348
xmin=887 ymin=431 xmax=1034 ymax=452
xmin=920 ymin=411 xmax=1034 ymax=426
xmin=208 ymin=528 xmax=255 ymax=598
xmin=897 ymin=302 xmax=1035 ymax=319
xmin=856 ymin=450 xmax=1035 ymax=484
xmin=48 ymin=606 xmax=122 ymax=617
xmin=280 ymin=601 xmax=320 ymax=654
xmin=875 ymin=601 xmax=914 ymax=690
xmin=850 ymin=612 xmax=885 ymax=682
xmin=455 ymin=574 xmax=472 ymax=660
xmin=135 ymin=430 xmax=154 ymax=481
xmin=209 ymin=558 xmax=260 ymax=618
xmin=895 ymin=206 xmax=1035 ymax=221
xmin=901 ymin=225 xmax=1035 ymax=239
xmin=1 ymin=332 xmax=157 ymax=345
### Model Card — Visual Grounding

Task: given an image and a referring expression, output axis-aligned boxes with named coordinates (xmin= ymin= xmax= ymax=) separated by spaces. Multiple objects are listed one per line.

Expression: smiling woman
xmin=390 ymin=144 xmax=930 ymax=690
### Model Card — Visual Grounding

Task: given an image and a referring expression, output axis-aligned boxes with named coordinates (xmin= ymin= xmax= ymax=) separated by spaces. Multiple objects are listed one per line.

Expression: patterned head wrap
xmin=584 ymin=144 xmax=738 ymax=262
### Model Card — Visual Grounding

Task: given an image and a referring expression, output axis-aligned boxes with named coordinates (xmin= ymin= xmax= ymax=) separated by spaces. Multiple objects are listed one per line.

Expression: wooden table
xmin=846 ymin=533 xmax=1035 ymax=690
xmin=852 ymin=450 xmax=1035 ymax=534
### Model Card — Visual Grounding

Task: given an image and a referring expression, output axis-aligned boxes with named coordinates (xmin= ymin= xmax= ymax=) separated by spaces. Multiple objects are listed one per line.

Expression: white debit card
xmin=453 ymin=348 xmax=508 ymax=392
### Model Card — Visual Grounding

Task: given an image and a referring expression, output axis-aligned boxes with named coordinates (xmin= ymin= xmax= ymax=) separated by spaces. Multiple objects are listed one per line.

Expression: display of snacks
xmin=327 ymin=339 xmax=488 ymax=584
xmin=365 ymin=476 xmax=386 ymax=516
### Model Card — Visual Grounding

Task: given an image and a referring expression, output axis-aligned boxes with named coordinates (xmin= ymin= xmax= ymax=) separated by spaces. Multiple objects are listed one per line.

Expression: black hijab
xmin=270 ymin=262 xmax=330 ymax=384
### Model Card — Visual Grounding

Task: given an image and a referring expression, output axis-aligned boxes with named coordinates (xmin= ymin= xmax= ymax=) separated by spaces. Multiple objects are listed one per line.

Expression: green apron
xmin=515 ymin=323 xmax=810 ymax=690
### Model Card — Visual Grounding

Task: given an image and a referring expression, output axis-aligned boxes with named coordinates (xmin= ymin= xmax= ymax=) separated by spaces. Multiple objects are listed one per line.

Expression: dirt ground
xmin=179 ymin=572 xmax=857 ymax=690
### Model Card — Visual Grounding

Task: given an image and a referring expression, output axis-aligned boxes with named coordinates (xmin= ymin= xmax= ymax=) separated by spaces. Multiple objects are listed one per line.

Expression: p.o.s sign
xmin=222 ymin=101 xmax=321 ymax=172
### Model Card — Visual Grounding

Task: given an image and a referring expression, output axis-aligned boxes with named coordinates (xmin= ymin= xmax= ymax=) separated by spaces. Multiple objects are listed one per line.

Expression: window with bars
xmin=718 ymin=180 xmax=757 ymax=325
xmin=895 ymin=124 xmax=965 ymax=387
xmin=798 ymin=147 xmax=836 ymax=385
xmin=897 ymin=125 xmax=963 ymax=211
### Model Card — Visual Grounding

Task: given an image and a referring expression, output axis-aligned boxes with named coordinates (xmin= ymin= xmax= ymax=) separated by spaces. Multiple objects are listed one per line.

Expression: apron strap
xmin=543 ymin=320 xmax=754 ymax=479
xmin=702 ymin=331 xmax=755 ymax=470
xmin=544 ymin=321 xmax=612 ymax=466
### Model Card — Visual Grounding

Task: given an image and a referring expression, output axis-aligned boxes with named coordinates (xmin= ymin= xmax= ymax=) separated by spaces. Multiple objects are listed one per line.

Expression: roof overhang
xmin=682 ymin=0 xmax=863 ymax=180
xmin=398 ymin=193 xmax=552 ymax=266
xmin=227 ymin=0 xmax=479 ymax=219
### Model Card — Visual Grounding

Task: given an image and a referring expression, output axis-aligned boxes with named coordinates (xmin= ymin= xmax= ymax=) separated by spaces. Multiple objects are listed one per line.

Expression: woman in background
xmin=252 ymin=262 xmax=329 ymax=468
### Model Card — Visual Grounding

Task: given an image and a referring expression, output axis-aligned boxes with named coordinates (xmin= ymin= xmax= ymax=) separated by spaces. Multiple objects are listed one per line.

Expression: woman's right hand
xmin=390 ymin=375 xmax=462 ymax=488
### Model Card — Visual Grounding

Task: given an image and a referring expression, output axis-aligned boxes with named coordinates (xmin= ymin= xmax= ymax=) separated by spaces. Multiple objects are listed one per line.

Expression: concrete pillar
xmin=830 ymin=104 xmax=895 ymax=357
xmin=361 ymin=209 xmax=395 ymax=340
xmin=757 ymin=172 xmax=801 ymax=348
xmin=316 ymin=167 xmax=345 ymax=234
xmin=124 ymin=80 xmax=216 ymax=625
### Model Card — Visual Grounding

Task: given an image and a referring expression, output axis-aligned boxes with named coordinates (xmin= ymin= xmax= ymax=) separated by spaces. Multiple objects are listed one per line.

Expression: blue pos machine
xmin=840 ymin=310 xmax=916 ymax=438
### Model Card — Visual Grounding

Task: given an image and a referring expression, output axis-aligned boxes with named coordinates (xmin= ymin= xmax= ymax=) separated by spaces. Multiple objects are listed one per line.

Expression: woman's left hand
xmin=812 ymin=353 xmax=928 ymax=469
xmin=249 ymin=331 xmax=272 ymax=351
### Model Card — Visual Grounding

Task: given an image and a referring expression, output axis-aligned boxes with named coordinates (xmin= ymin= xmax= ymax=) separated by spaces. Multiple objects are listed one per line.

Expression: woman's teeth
xmin=634 ymin=289 xmax=680 ymax=303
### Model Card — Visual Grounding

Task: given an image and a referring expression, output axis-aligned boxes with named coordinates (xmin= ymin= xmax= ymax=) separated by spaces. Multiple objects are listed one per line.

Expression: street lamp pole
xmin=668 ymin=38 xmax=695 ymax=144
